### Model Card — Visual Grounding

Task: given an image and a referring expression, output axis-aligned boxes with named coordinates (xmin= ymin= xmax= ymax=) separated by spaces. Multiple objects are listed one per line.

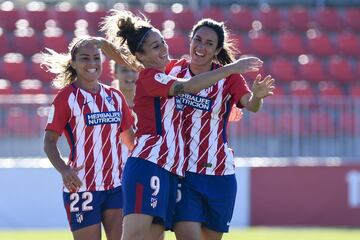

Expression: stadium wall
xmin=1 ymin=162 xmax=360 ymax=229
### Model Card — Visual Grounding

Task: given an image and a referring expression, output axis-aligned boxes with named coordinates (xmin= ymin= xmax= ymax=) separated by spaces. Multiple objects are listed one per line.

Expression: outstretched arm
xmin=240 ymin=74 xmax=275 ymax=112
xmin=169 ymin=56 xmax=263 ymax=96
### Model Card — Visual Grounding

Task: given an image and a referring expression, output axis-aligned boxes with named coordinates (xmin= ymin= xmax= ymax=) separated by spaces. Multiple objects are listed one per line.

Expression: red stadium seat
xmin=226 ymin=6 xmax=254 ymax=32
xmin=336 ymin=32 xmax=360 ymax=57
xmin=318 ymin=81 xmax=344 ymax=98
xmin=328 ymin=56 xmax=354 ymax=84
xmin=269 ymin=58 xmax=298 ymax=83
xmin=43 ymin=34 xmax=69 ymax=53
xmin=248 ymin=32 xmax=276 ymax=57
xmin=299 ymin=56 xmax=327 ymax=83
xmin=309 ymin=111 xmax=336 ymax=136
xmin=231 ymin=33 xmax=248 ymax=54
xmin=169 ymin=7 xmax=196 ymax=32
xmin=5 ymin=107 xmax=36 ymax=137
xmin=278 ymin=31 xmax=306 ymax=56
xmin=30 ymin=54 xmax=55 ymax=83
xmin=53 ymin=5 xmax=80 ymax=32
xmin=0 ymin=30 xmax=11 ymax=55
xmin=258 ymin=6 xmax=284 ymax=32
xmin=25 ymin=2 xmax=50 ymax=31
xmin=286 ymin=7 xmax=310 ymax=31
xmin=165 ymin=33 xmax=188 ymax=58
xmin=315 ymin=8 xmax=343 ymax=32
xmin=0 ymin=79 xmax=14 ymax=95
xmin=201 ymin=7 xmax=224 ymax=22
xmin=18 ymin=79 xmax=46 ymax=94
xmin=0 ymin=4 xmax=20 ymax=31
xmin=13 ymin=34 xmax=41 ymax=57
xmin=143 ymin=8 xmax=168 ymax=29
xmin=241 ymin=64 xmax=267 ymax=84
xmin=83 ymin=7 xmax=107 ymax=33
xmin=289 ymin=80 xmax=315 ymax=98
xmin=3 ymin=53 xmax=28 ymax=82
xmin=306 ymin=31 xmax=334 ymax=56
xmin=344 ymin=8 xmax=360 ymax=32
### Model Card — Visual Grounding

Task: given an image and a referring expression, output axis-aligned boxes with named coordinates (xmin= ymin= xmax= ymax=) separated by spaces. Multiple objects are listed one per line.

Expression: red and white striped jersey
xmin=130 ymin=67 xmax=185 ymax=176
xmin=167 ymin=59 xmax=251 ymax=175
xmin=45 ymin=83 xmax=134 ymax=192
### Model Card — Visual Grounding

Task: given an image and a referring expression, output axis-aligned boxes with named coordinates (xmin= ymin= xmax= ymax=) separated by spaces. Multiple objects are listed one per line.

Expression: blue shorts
xmin=122 ymin=157 xmax=178 ymax=229
xmin=174 ymin=171 xmax=237 ymax=232
xmin=63 ymin=186 xmax=122 ymax=232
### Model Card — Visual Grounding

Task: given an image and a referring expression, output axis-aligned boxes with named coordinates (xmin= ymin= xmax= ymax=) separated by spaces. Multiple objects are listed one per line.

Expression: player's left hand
xmin=252 ymin=74 xmax=275 ymax=99
xmin=228 ymin=106 xmax=243 ymax=122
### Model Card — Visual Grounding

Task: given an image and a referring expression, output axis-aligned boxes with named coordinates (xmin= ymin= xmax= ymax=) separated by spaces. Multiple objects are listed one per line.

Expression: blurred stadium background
xmin=1 ymin=0 xmax=360 ymax=235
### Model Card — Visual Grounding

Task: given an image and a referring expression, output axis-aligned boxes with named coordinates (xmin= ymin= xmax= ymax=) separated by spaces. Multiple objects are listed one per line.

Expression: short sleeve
xmin=228 ymin=74 xmax=251 ymax=108
xmin=45 ymin=92 xmax=71 ymax=135
xmin=140 ymin=69 xmax=176 ymax=97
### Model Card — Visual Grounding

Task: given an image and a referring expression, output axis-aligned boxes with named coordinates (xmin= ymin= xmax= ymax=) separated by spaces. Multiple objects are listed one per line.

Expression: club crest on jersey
xmin=150 ymin=197 xmax=158 ymax=208
xmin=85 ymin=111 xmax=121 ymax=126
xmin=175 ymin=93 xmax=212 ymax=112
xmin=76 ymin=212 xmax=83 ymax=223
xmin=106 ymin=96 xmax=115 ymax=105
xmin=154 ymin=73 xmax=173 ymax=84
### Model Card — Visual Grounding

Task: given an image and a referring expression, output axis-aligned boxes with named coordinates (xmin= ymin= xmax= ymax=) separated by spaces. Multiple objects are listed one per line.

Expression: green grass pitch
xmin=1 ymin=227 xmax=360 ymax=240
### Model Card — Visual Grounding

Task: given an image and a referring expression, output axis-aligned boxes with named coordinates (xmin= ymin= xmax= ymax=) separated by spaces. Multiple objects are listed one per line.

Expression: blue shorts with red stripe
xmin=122 ymin=157 xmax=179 ymax=229
xmin=174 ymin=171 xmax=237 ymax=233
xmin=63 ymin=186 xmax=122 ymax=232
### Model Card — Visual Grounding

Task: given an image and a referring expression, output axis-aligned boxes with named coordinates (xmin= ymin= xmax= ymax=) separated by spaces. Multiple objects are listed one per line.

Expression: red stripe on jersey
xmin=214 ymin=94 xmax=229 ymax=175
xmin=137 ymin=136 xmax=160 ymax=160
xmin=46 ymin=84 xmax=133 ymax=191
xmin=167 ymin=60 xmax=251 ymax=175
xmin=135 ymin=183 xmax=144 ymax=213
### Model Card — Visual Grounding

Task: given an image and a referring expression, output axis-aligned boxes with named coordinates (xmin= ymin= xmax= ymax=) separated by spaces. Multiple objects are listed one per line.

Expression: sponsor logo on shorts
xmin=175 ymin=93 xmax=212 ymax=111
xmin=85 ymin=111 xmax=121 ymax=126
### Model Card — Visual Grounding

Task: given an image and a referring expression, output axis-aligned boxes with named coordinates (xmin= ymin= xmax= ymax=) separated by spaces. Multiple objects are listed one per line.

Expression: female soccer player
xmin=98 ymin=10 xmax=263 ymax=240
xmin=170 ymin=19 xmax=275 ymax=240
xmin=42 ymin=36 xmax=135 ymax=240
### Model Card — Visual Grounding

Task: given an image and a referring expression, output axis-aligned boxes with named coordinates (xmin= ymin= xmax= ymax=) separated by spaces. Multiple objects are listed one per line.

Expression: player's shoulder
xmin=166 ymin=58 xmax=189 ymax=74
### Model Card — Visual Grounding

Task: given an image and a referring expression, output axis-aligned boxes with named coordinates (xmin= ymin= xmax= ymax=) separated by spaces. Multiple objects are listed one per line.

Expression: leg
xmin=202 ymin=226 xmax=223 ymax=240
xmin=102 ymin=208 xmax=124 ymax=240
xmin=72 ymin=223 xmax=101 ymax=240
xmin=145 ymin=223 xmax=165 ymax=240
xmin=122 ymin=213 xmax=153 ymax=240
xmin=174 ymin=221 xmax=202 ymax=240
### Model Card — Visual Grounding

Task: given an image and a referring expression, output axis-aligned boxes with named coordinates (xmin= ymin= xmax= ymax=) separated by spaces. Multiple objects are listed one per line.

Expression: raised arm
xmin=169 ymin=56 xmax=263 ymax=96
xmin=240 ymin=74 xmax=275 ymax=112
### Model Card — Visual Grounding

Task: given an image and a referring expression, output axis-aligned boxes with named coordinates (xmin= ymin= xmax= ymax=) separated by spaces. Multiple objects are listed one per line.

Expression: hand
xmin=228 ymin=106 xmax=243 ymax=122
xmin=230 ymin=56 xmax=263 ymax=74
xmin=252 ymin=74 xmax=275 ymax=99
xmin=61 ymin=165 xmax=84 ymax=192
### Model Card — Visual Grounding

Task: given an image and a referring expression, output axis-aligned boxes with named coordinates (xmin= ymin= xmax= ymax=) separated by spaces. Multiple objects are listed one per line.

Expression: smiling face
xmin=136 ymin=30 xmax=170 ymax=70
xmin=114 ymin=64 xmax=138 ymax=91
xmin=71 ymin=41 xmax=102 ymax=83
xmin=190 ymin=26 xmax=221 ymax=69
